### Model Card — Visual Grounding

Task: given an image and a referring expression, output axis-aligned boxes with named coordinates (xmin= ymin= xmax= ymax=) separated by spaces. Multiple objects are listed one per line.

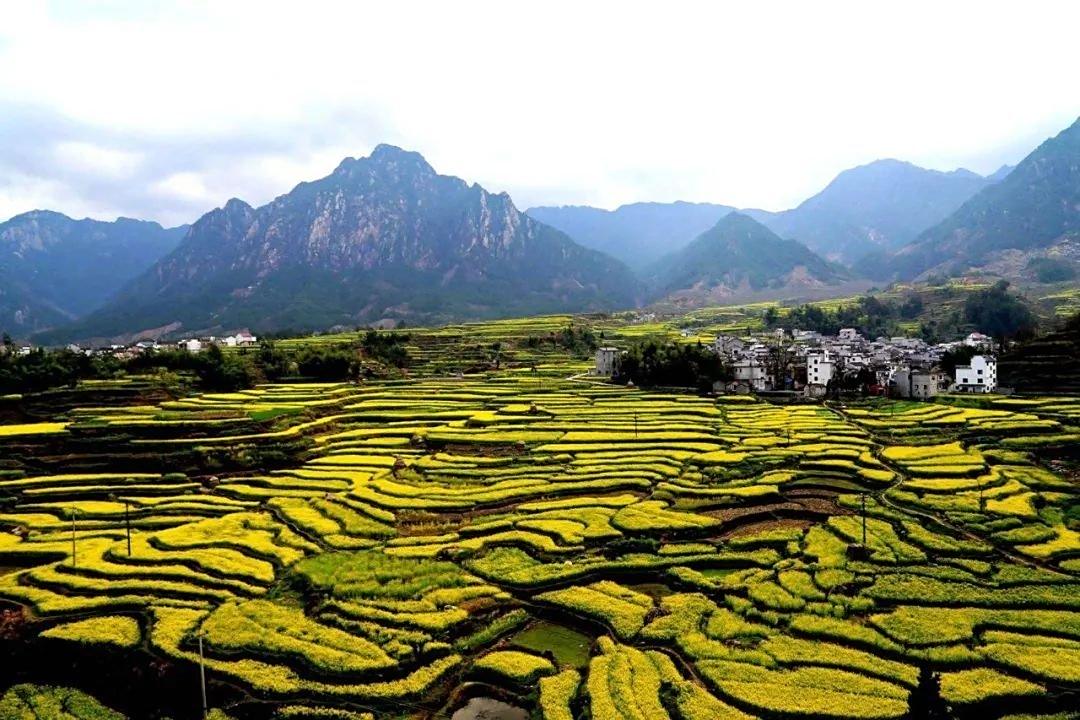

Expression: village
xmin=595 ymin=327 xmax=1000 ymax=397
xmin=5 ymin=331 xmax=259 ymax=361
xmin=1 ymin=323 xmax=1002 ymax=400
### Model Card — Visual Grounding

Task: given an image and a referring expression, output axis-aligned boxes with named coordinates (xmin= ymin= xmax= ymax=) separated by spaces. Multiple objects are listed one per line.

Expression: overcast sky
xmin=1 ymin=1 xmax=1078 ymax=227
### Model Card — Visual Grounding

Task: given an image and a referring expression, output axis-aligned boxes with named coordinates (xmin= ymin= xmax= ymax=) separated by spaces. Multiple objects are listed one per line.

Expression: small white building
xmin=181 ymin=339 xmax=203 ymax=353
xmin=732 ymin=358 xmax=772 ymax=392
xmin=964 ymin=332 xmax=993 ymax=349
xmin=714 ymin=335 xmax=745 ymax=357
xmin=594 ymin=347 xmax=620 ymax=376
xmin=838 ymin=328 xmax=860 ymax=342
xmin=954 ymin=355 xmax=997 ymax=393
xmin=793 ymin=330 xmax=822 ymax=342
xmin=806 ymin=349 xmax=835 ymax=388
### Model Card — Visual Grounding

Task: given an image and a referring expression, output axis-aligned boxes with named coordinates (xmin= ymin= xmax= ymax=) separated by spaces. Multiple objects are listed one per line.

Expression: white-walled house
xmin=222 ymin=332 xmax=258 ymax=348
xmin=953 ymin=355 xmax=997 ymax=393
xmin=806 ymin=349 xmax=835 ymax=388
xmin=181 ymin=339 xmax=203 ymax=353
xmin=838 ymin=328 xmax=860 ymax=342
xmin=714 ymin=335 xmax=746 ymax=358
xmin=964 ymin=332 xmax=993 ymax=349
xmin=793 ymin=330 xmax=822 ymax=342
xmin=594 ymin=347 xmax=620 ymax=376
xmin=732 ymin=358 xmax=771 ymax=392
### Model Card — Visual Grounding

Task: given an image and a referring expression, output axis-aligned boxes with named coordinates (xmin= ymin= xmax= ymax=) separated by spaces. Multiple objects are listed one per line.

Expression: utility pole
xmin=861 ymin=494 xmax=868 ymax=547
xmin=125 ymin=500 xmax=132 ymax=556
xmin=198 ymin=633 xmax=208 ymax=719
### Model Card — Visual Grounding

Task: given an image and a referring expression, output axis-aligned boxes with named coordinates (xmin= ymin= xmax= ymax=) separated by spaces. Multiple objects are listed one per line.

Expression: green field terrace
xmin=0 ymin=363 xmax=1078 ymax=720
xmin=260 ymin=280 xmax=1080 ymax=363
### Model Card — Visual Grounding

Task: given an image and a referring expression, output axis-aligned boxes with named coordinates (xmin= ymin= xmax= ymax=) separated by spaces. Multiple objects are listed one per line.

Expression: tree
xmin=296 ymin=346 xmax=358 ymax=381
xmin=777 ymin=295 xmax=902 ymax=338
xmin=613 ymin=340 xmax=730 ymax=391
xmin=904 ymin=666 xmax=953 ymax=720
xmin=522 ymin=325 xmax=598 ymax=356
xmin=195 ymin=344 xmax=259 ymax=391
xmin=257 ymin=340 xmax=294 ymax=380
xmin=900 ymin=295 xmax=924 ymax=320
xmin=962 ymin=280 xmax=1036 ymax=342
xmin=359 ymin=330 xmax=411 ymax=368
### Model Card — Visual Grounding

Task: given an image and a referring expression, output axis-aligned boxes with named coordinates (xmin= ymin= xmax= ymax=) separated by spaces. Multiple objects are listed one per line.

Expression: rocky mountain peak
xmin=331 ymin=144 xmax=438 ymax=180
xmin=223 ymin=197 xmax=253 ymax=213
xmin=53 ymin=145 xmax=640 ymax=340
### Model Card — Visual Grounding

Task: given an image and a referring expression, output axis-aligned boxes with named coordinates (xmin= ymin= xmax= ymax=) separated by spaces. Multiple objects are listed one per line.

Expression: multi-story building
xmin=594 ymin=347 xmax=620 ymax=376
xmin=838 ymin=328 xmax=860 ymax=342
xmin=953 ymin=355 xmax=997 ymax=393
xmin=732 ymin=358 xmax=772 ymax=392
xmin=891 ymin=365 xmax=946 ymax=399
xmin=806 ymin=349 xmax=835 ymax=389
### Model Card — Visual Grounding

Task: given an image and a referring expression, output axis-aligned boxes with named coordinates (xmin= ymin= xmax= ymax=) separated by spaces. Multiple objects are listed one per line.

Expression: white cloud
xmin=53 ymin=141 xmax=142 ymax=179
xmin=151 ymin=172 xmax=210 ymax=203
xmin=0 ymin=172 xmax=69 ymax=220
xmin=1 ymin=0 xmax=1078 ymax=223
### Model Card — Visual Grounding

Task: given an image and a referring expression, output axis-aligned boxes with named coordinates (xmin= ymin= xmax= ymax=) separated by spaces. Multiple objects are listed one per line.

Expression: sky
xmin=1 ymin=1 xmax=1078 ymax=228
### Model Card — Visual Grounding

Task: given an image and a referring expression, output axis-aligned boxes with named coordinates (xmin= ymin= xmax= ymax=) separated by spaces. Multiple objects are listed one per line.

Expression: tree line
xmin=613 ymin=340 xmax=730 ymax=391
xmin=0 ymin=330 xmax=411 ymax=395
xmin=764 ymin=282 xmax=1036 ymax=344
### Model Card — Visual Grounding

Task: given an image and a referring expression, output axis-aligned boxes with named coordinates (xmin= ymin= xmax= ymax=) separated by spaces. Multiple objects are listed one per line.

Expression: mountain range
xmin=745 ymin=160 xmax=1003 ymax=263
xmin=530 ymin=160 xmax=1009 ymax=267
xmin=5 ymin=116 xmax=1079 ymax=342
xmin=47 ymin=145 xmax=641 ymax=342
xmin=650 ymin=213 xmax=857 ymax=309
xmin=884 ymin=118 xmax=1080 ymax=281
xmin=526 ymin=201 xmax=736 ymax=271
xmin=0 ymin=212 xmax=185 ymax=336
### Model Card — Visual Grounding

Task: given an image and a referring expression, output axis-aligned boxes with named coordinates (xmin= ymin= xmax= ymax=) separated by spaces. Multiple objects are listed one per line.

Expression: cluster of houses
xmin=130 ymin=332 xmax=259 ymax=357
xmin=9 ymin=332 xmax=259 ymax=360
xmin=175 ymin=332 xmax=259 ymax=353
xmin=595 ymin=328 xmax=1000 ymax=397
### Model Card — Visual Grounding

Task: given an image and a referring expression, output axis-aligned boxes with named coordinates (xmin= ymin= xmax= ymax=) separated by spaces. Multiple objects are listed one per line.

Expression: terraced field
xmin=0 ymin=373 xmax=1077 ymax=719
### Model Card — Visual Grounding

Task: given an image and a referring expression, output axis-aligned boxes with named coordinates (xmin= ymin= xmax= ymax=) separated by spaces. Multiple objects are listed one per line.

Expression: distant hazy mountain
xmin=0 ymin=211 xmax=185 ymax=336
xmin=745 ymin=159 xmax=996 ymax=265
xmin=651 ymin=212 xmax=853 ymax=307
xmin=987 ymin=164 xmax=1015 ymax=182
xmin=526 ymin=201 xmax=735 ymax=271
xmin=889 ymin=117 xmax=1080 ymax=281
xmin=51 ymin=145 xmax=640 ymax=342
xmin=529 ymin=160 xmax=998 ymax=273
